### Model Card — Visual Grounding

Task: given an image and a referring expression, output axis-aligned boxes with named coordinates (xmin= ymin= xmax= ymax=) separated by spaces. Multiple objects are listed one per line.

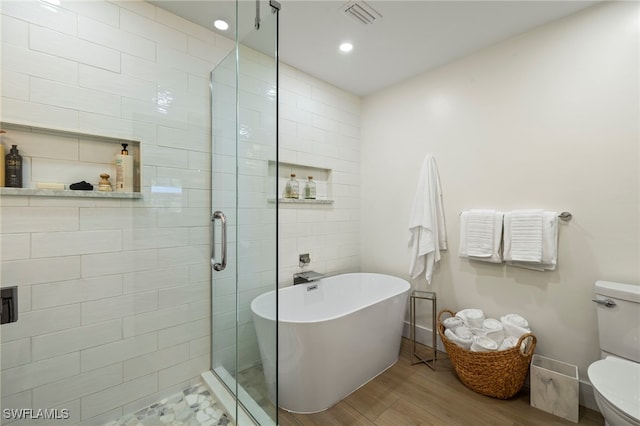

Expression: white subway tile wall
xmin=1 ymin=1 xmax=363 ymax=424
xmin=0 ymin=1 xmax=229 ymax=424
xmin=278 ymin=63 xmax=362 ymax=285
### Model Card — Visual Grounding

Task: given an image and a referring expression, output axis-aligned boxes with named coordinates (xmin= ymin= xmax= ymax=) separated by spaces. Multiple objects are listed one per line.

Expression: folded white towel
xmin=445 ymin=328 xmax=473 ymax=350
xmin=498 ymin=335 xmax=520 ymax=351
xmin=470 ymin=335 xmax=498 ymax=352
xmin=482 ymin=318 xmax=505 ymax=344
xmin=501 ymin=314 xmax=531 ymax=338
xmin=408 ymin=155 xmax=448 ymax=284
xmin=466 ymin=210 xmax=495 ymax=257
xmin=443 ymin=317 xmax=463 ymax=331
xmin=456 ymin=308 xmax=485 ymax=329
xmin=459 ymin=210 xmax=504 ymax=263
xmin=506 ymin=211 xmax=559 ymax=271
xmin=504 ymin=210 xmax=543 ymax=262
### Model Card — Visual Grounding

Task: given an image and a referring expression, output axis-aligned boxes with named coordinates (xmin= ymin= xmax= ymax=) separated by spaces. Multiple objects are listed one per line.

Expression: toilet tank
xmin=594 ymin=280 xmax=640 ymax=362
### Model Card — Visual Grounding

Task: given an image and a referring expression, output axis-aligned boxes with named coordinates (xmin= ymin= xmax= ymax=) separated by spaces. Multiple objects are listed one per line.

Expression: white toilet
xmin=587 ymin=280 xmax=640 ymax=426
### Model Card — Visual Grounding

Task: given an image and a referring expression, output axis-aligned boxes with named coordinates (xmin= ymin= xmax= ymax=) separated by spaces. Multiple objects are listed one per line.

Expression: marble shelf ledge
xmin=269 ymin=198 xmax=334 ymax=205
xmin=0 ymin=187 xmax=143 ymax=199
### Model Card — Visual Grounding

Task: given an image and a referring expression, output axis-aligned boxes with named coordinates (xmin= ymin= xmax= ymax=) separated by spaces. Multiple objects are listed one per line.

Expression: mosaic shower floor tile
xmin=103 ymin=383 xmax=232 ymax=426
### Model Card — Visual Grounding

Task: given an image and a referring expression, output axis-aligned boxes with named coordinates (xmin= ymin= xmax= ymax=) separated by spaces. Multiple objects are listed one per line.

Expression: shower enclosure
xmin=209 ymin=1 xmax=279 ymax=424
xmin=0 ymin=0 xmax=278 ymax=424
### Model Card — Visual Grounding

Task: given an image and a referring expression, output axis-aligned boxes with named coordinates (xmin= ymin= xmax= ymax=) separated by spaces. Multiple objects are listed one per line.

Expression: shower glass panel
xmin=211 ymin=0 xmax=278 ymax=423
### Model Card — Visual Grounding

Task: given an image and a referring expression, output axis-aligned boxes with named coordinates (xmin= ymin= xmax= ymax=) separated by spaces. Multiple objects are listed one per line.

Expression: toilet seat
xmin=588 ymin=356 xmax=640 ymax=423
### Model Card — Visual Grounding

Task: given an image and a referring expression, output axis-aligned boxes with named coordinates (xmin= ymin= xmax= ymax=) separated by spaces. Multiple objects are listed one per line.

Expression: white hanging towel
xmin=504 ymin=211 xmax=558 ymax=271
xmin=508 ymin=209 xmax=543 ymax=262
xmin=459 ymin=210 xmax=504 ymax=263
xmin=408 ymin=154 xmax=447 ymax=283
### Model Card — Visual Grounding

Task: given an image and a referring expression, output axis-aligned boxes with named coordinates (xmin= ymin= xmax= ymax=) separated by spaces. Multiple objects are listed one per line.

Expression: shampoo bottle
xmin=115 ymin=143 xmax=134 ymax=192
xmin=5 ymin=144 xmax=22 ymax=188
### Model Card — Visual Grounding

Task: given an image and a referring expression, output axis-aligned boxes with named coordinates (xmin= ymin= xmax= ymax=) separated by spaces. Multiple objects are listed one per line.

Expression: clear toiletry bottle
xmin=115 ymin=143 xmax=134 ymax=192
xmin=5 ymin=144 xmax=22 ymax=188
xmin=304 ymin=176 xmax=316 ymax=199
xmin=285 ymin=173 xmax=299 ymax=199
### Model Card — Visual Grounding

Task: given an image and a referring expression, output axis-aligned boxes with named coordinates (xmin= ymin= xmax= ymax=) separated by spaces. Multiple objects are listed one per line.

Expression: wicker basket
xmin=437 ymin=309 xmax=537 ymax=399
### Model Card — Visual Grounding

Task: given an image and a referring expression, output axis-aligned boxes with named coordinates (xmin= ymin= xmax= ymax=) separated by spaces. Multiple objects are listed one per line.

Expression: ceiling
xmin=151 ymin=1 xmax=599 ymax=96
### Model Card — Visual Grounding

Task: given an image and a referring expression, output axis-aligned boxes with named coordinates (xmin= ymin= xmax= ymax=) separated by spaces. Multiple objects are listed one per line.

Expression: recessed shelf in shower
xmin=0 ymin=121 xmax=142 ymax=198
xmin=268 ymin=160 xmax=333 ymax=204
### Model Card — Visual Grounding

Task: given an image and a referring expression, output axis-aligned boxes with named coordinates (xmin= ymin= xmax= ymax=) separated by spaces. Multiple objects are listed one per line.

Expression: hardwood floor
xmin=277 ymin=338 xmax=604 ymax=426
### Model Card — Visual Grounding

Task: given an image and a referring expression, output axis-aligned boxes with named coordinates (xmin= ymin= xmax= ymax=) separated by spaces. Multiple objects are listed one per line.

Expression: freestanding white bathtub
xmin=250 ymin=272 xmax=410 ymax=413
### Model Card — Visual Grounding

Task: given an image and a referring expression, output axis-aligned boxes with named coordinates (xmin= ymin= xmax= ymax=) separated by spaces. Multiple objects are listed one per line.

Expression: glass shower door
xmin=211 ymin=1 xmax=278 ymax=424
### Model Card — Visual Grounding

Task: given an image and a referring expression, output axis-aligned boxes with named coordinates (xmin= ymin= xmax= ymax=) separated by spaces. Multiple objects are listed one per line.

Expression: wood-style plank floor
xmin=277 ymin=338 xmax=604 ymax=426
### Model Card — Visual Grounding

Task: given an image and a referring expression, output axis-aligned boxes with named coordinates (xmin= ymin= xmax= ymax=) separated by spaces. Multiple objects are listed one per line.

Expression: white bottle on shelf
xmin=115 ymin=143 xmax=134 ymax=192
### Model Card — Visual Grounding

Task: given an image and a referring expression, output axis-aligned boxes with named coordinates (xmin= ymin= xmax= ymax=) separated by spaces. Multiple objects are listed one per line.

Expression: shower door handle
xmin=211 ymin=211 xmax=227 ymax=271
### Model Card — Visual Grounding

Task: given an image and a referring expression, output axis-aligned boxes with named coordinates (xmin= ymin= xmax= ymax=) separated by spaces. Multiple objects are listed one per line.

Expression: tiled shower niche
xmin=0 ymin=122 xmax=141 ymax=198
xmin=270 ymin=160 xmax=333 ymax=204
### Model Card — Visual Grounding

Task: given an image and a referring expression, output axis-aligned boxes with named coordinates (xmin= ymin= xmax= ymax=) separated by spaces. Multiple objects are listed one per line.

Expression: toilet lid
xmin=588 ymin=357 xmax=640 ymax=421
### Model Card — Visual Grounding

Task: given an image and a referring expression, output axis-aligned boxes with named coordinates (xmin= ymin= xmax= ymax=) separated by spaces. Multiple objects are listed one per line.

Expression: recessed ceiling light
xmin=339 ymin=42 xmax=353 ymax=53
xmin=214 ymin=20 xmax=229 ymax=31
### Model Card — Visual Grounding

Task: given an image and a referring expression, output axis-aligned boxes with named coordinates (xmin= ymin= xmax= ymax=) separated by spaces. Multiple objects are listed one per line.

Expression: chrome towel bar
xmin=458 ymin=210 xmax=573 ymax=221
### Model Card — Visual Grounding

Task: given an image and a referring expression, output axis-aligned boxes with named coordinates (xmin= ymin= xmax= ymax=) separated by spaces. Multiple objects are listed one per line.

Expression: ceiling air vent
xmin=342 ymin=0 xmax=382 ymax=25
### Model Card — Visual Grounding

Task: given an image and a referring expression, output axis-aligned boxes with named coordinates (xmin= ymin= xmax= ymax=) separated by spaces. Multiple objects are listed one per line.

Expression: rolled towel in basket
xmin=498 ymin=335 xmax=520 ymax=351
xmin=443 ymin=316 xmax=464 ymax=331
xmin=455 ymin=326 xmax=473 ymax=340
xmin=470 ymin=335 xmax=498 ymax=352
xmin=501 ymin=314 xmax=531 ymax=338
xmin=482 ymin=318 xmax=505 ymax=344
xmin=456 ymin=308 xmax=485 ymax=328
xmin=469 ymin=327 xmax=487 ymax=337
xmin=445 ymin=327 xmax=473 ymax=350
xmin=502 ymin=313 xmax=529 ymax=328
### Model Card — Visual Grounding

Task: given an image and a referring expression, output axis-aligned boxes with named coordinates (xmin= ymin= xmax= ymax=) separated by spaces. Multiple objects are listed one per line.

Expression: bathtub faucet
xmin=293 ymin=271 xmax=324 ymax=285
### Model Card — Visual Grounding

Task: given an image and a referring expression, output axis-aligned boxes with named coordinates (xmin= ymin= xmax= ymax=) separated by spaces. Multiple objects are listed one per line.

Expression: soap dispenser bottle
xmin=115 ymin=143 xmax=133 ymax=192
xmin=5 ymin=144 xmax=22 ymax=188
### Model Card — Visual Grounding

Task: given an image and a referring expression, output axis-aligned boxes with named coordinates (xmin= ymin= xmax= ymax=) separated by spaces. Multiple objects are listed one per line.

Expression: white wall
xmin=0 ymin=1 xmax=232 ymax=424
xmin=361 ymin=0 xmax=639 ymax=399
xmin=278 ymin=63 xmax=361 ymax=285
